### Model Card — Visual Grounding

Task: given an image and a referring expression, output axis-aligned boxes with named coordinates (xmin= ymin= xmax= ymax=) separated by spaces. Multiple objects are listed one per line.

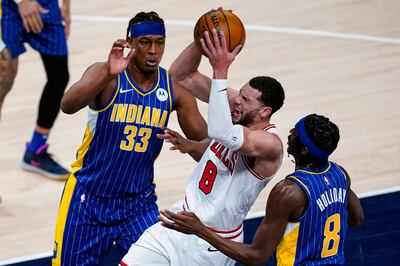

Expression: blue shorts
xmin=52 ymin=175 xmax=159 ymax=266
xmin=0 ymin=0 xmax=68 ymax=58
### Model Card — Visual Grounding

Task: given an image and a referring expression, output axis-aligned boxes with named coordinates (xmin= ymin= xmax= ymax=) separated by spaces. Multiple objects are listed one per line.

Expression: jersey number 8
xmin=199 ymin=160 xmax=218 ymax=194
xmin=321 ymin=213 xmax=341 ymax=258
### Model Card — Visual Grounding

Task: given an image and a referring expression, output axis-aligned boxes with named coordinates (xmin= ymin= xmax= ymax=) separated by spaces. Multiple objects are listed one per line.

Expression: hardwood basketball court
xmin=0 ymin=0 xmax=399 ymax=261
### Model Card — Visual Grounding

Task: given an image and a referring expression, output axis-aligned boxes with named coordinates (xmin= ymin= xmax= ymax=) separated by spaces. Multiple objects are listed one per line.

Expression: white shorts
xmin=121 ymin=222 xmax=243 ymax=266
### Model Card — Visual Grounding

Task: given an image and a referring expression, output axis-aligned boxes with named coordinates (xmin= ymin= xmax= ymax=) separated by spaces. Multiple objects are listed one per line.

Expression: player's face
xmin=131 ymin=35 xmax=165 ymax=73
xmin=287 ymin=128 xmax=296 ymax=156
xmin=287 ymin=128 xmax=303 ymax=158
xmin=231 ymin=84 xmax=264 ymax=125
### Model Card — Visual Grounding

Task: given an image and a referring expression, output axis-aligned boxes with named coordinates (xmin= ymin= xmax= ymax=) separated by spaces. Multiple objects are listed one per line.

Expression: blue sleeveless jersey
xmin=276 ymin=162 xmax=349 ymax=265
xmin=71 ymin=67 xmax=174 ymax=198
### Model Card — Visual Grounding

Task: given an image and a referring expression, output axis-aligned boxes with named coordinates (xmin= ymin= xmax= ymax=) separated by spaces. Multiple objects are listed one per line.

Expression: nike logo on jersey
xmin=207 ymin=247 xmax=219 ymax=252
xmin=119 ymin=87 xmax=134 ymax=93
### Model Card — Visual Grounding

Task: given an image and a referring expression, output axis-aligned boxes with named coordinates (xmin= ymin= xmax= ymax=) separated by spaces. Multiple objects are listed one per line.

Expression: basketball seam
xmin=220 ymin=11 xmax=232 ymax=51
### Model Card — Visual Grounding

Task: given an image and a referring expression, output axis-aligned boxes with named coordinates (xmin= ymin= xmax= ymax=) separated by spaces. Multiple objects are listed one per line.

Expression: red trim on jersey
xmin=183 ymin=194 xmax=242 ymax=239
xmin=182 ymin=195 xmax=190 ymax=211
xmin=207 ymin=224 xmax=243 ymax=239
xmin=242 ymin=155 xmax=269 ymax=180
xmin=263 ymin=124 xmax=276 ymax=131
xmin=242 ymin=125 xmax=282 ymax=180
xmin=208 ymin=223 xmax=243 ymax=234
xmin=120 ymin=260 xmax=128 ymax=266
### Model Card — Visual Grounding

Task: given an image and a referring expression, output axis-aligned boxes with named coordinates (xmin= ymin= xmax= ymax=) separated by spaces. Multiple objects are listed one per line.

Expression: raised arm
xmin=173 ymin=81 xmax=208 ymax=141
xmin=61 ymin=62 xmax=114 ymax=114
xmin=61 ymin=39 xmax=135 ymax=114
xmin=169 ymin=42 xmax=237 ymax=103
xmin=169 ymin=42 xmax=211 ymax=102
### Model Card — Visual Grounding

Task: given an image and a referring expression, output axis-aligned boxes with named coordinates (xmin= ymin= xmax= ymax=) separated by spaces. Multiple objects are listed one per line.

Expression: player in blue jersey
xmin=0 ymin=0 xmax=71 ymax=179
xmin=160 ymin=113 xmax=364 ymax=265
xmin=52 ymin=11 xmax=207 ymax=266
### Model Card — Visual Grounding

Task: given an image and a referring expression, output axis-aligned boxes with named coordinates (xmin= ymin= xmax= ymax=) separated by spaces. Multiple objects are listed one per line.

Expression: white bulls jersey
xmin=122 ymin=125 xmax=283 ymax=265
xmin=180 ymin=125 xmax=282 ymax=236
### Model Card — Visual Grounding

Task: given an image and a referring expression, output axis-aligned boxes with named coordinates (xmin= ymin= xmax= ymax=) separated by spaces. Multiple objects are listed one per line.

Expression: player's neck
xmin=248 ymin=118 xmax=271 ymax=131
xmin=297 ymin=160 xmax=329 ymax=172
xmin=128 ymin=63 xmax=157 ymax=91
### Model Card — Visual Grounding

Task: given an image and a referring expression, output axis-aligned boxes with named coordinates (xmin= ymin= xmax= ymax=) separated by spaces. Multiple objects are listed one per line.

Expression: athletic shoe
xmin=21 ymin=144 xmax=70 ymax=180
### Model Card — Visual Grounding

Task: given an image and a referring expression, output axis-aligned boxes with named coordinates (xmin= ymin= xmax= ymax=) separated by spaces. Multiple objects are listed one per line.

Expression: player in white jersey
xmin=121 ymin=29 xmax=285 ymax=265
xmin=180 ymin=124 xmax=281 ymax=232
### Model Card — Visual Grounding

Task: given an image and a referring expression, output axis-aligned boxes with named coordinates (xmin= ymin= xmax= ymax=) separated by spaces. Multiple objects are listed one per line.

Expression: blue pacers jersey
xmin=276 ymin=162 xmax=349 ymax=265
xmin=71 ymin=66 xmax=174 ymax=197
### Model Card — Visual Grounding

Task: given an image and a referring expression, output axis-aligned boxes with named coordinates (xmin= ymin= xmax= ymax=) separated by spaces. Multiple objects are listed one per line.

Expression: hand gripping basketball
xmin=194 ymin=9 xmax=246 ymax=55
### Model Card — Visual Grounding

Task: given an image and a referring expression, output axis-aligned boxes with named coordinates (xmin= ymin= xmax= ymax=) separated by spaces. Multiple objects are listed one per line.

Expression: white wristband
xmin=14 ymin=0 xmax=24 ymax=4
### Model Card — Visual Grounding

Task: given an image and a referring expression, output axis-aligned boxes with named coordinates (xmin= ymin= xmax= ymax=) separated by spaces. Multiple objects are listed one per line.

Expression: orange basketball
xmin=194 ymin=9 xmax=246 ymax=54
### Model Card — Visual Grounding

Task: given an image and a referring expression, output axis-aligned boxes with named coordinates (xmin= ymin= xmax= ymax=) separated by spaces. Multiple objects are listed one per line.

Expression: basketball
xmin=194 ymin=9 xmax=246 ymax=54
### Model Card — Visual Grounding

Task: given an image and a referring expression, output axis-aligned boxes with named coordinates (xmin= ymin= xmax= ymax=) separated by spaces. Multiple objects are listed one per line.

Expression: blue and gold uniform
xmin=276 ymin=162 xmax=349 ymax=265
xmin=1 ymin=0 xmax=68 ymax=58
xmin=53 ymin=66 xmax=174 ymax=265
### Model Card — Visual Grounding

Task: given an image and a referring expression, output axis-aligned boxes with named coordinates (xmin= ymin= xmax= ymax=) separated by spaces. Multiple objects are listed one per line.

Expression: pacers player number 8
xmin=120 ymin=125 xmax=152 ymax=152
xmin=321 ymin=213 xmax=341 ymax=258
xmin=199 ymin=160 xmax=217 ymax=194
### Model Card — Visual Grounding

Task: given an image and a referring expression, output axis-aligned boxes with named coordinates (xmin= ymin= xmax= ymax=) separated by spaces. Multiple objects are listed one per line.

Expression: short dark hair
xmin=249 ymin=76 xmax=285 ymax=116
xmin=304 ymin=114 xmax=340 ymax=155
xmin=126 ymin=11 xmax=165 ymax=39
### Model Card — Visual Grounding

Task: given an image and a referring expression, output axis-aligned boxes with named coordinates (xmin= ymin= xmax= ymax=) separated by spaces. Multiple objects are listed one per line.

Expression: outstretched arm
xmin=203 ymin=29 xmax=281 ymax=161
xmin=157 ymin=128 xmax=210 ymax=162
xmin=61 ymin=62 xmax=114 ymax=114
xmin=169 ymin=42 xmax=238 ymax=103
xmin=159 ymin=180 xmax=305 ymax=265
xmin=169 ymin=42 xmax=211 ymax=102
xmin=61 ymin=39 xmax=135 ymax=114
xmin=173 ymin=81 xmax=208 ymax=141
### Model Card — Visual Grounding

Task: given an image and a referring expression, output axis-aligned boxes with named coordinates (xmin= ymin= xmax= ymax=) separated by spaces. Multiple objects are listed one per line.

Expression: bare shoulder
xmin=255 ymin=127 xmax=283 ymax=159
xmin=241 ymin=127 xmax=283 ymax=176
xmin=268 ymin=179 xmax=307 ymax=209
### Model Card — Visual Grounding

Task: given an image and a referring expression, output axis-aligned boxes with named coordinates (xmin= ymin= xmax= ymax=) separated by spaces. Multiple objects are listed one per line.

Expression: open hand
xmin=200 ymin=29 xmax=242 ymax=79
xmin=159 ymin=209 xmax=206 ymax=236
xmin=157 ymin=128 xmax=194 ymax=154
xmin=107 ymin=39 xmax=135 ymax=76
